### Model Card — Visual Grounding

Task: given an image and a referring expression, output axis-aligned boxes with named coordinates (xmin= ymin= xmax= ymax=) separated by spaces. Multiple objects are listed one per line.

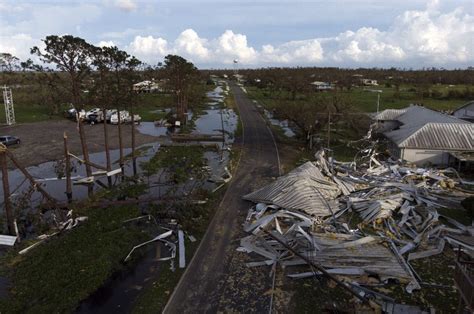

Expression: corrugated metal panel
xmin=383 ymin=106 xmax=471 ymax=147
xmin=243 ymin=162 xmax=339 ymax=216
xmin=374 ymin=108 xmax=408 ymax=121
xmin=0 ymin=235 xmax=17 ymax=246
xmin=399 ymin=123 xmax=474 ymax=150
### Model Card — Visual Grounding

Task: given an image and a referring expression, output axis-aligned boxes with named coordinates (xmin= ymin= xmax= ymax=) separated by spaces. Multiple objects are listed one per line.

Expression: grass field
xmin=247 ymin=84 xmax=471 ymax=113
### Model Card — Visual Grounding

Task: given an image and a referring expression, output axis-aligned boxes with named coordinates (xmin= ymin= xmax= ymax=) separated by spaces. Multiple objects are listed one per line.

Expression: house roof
xmin=242 ymin=161 xmax=340 ymax=216
xmin=374 ymin=108 xmax=408 ymax=121
xmin=396 ymin=106 xmax=463 ymax=126
xmin=453 ymin=101 xmax=474 ymax=113
xmin=386 ymin=122 xmax=474 ymax=150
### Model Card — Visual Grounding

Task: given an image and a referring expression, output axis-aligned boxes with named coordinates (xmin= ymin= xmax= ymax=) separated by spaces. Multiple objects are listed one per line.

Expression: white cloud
xmin=174 ymin=29 xmax=210 ymax=60
xmin=115 ymin=0 xmax=137 ymax=12
xmin=0 ymin=1 xmax=472 ymax=68
xmin=215 ymin=30 xmax=257 ymax=63
xmin=0 ymin=34 xmax=36 ymax=60
xmin=96 ymin=40 xmax=116 ymax=47
xmin=123 ymin=4 xmax=472 ymax=67
xmin=128 ymin=35 xmax=169 ymax=61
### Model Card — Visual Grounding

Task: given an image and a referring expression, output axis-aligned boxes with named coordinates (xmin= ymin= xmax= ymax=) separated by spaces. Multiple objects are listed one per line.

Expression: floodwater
xmin=76 ymin=243 xmax=165 ymax=313
xmin=136 ymin=122 xmax=170 ymax=137
xmin=264 ymin=109 xmax=296 ymax=138
xmin=0 ymin=82 xmax=238 ymax=311
xmin=0 ymin=86 xmax=235 ymax=210
xmin=0 ymin=144 xmax=158 ymax=206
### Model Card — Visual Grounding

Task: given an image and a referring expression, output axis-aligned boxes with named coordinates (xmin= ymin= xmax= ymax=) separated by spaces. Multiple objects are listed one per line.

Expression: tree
xmin=0 ymin=53 xmax=20 ymax=72
xmin=276 ymin=92 xmax=368 ymax=149
xmin=31 ymin=35 xmax=95 ymax=194
xmin=161 ymin=55 xmax=198 ymax=123
xmin=91 ymin=46 xmax=141 ymax=175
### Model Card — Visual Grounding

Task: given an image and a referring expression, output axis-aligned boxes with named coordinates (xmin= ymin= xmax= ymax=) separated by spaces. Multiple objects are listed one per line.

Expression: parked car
xmin=0 ymin=135 xmax=20 ymax=146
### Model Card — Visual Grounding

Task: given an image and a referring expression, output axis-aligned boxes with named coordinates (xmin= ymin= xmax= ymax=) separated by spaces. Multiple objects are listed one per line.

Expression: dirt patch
xmin=0 ymin=120 xmax=158 ymax=168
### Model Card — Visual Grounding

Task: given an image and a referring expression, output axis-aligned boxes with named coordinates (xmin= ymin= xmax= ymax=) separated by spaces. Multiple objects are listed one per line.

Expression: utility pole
xmin=0 ymin=145 xmax=14 ymax=234
xmin=377 ymin=92 xmax=380 ymax=114
xmin=327 ymin=112 xmax=331 ymax=149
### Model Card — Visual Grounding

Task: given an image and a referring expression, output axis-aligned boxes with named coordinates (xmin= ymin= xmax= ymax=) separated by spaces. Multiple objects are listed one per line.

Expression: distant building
xmin=373 ymin=105 xmax=473 ymax=167
xmin=362 ymin=79 xmax=378 ymax=86
xmin=133 ymin=80 xmax=162 ymax=93
xmin=453 ymin=101 xmax=474 ymax=122
xmin=310 ymin=81 xmax=333 ymax=91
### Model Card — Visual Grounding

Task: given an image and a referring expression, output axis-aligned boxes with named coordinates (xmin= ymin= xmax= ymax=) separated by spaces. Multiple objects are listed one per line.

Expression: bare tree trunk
xmin=102 ymin=108 xmax=112 ymax=187
xmin=130 ymin=104 xmax=137 ymax=176
xmin=63 ymin=132 xmax=72 ymax=202
xmin=72 ymin=79 xmax=93 ymax=196
xmin=117 ymin=110 xmax=124 ymax=179
xmin=6 ymin=150 xmax=58 ymax=206
xmin=77 ymin=122 xmax=93 ymax=196
xmin=1 ymin=151 xmax=14 ymax=235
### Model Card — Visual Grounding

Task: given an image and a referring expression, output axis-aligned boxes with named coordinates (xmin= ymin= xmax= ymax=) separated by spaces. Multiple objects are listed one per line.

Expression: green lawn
xmin=247 ymin=84 xmax=471 ymax=113
xmin=134 ymin=93 xmax=174 ymax=122
xmin=0 ymin=104 xmax=60 ymax=124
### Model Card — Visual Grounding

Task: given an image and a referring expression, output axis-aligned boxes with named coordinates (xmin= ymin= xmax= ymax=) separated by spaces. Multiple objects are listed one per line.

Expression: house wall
xmin=401 ymin=149 xmax=451 ymax=166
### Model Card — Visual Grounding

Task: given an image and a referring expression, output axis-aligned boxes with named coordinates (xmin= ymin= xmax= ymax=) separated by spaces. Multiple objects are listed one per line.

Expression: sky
xmin=0 ymin=0 xmax=473 ymax=69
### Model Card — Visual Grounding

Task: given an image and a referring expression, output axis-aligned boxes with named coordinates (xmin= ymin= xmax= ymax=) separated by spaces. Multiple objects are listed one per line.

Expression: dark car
xmin=0 ymin=135 xmax=21 ymax=146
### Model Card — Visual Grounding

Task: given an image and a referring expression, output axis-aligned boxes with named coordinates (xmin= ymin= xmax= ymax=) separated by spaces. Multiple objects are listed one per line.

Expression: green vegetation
xmin=135 ymin=93 xmax=174 ymax=122
xmin=141 ymin=146 xmax=206 ymax=183
xmin=0 ymin=102 xmax=62 ymax=123
xmin=247 ymin=84 xmax=470 ymax=113
xmin=131 ymin=189 xmax=226 ymax=312
xmin=0 ymin=204 xmax=150 ymax=313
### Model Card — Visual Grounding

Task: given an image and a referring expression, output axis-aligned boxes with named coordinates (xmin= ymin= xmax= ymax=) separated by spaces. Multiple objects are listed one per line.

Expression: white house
xmin=133 ymin=80 xmax=161 ymax=93
xmin=453 ymin=101 xmax=474 ymax=122
xmin=362 ymin=79 xmax=378 ymax=86
xmin=374 ymin=106 xmax=473 ymax=166
xmin=310 ymin=81 xmax=333 ymax=91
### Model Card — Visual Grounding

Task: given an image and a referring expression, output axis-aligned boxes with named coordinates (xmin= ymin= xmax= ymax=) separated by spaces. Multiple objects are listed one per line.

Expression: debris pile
xmin=240 ymin=149 xmax=473 ymax=299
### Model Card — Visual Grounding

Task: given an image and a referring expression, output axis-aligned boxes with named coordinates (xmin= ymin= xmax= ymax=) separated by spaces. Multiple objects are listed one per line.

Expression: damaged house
xmin=373 ymin=105 xmax=474 ymax=167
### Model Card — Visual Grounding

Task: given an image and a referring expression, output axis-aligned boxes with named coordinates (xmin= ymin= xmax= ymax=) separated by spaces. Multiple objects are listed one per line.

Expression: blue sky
xmin=0 ymin=0 xmax=473 ymax=68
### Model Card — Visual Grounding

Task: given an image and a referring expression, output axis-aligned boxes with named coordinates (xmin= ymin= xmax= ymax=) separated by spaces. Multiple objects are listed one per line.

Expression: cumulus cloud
xmin=115 ymin=0 xmax=137 ymax=12
xmin=123 ymin=4 xmax=472 ymax=67
xmin=128 ymin=35 xmax=168 ymax=59
xmin=215 ymin=30 xmax=257 ymax=63
xmin=174 ymin=29 xmax=210 ymax=60
xmin=0 ymin=34 xmax=36 ymax=60
xmin=0 ymin=1 xmax=472 ymax=68
xmin=96 ymin=40 xmax=116 ymax=47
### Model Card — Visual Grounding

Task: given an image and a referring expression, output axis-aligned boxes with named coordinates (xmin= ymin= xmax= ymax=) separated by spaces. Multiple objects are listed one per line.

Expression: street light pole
xmin=377 ymin=92 xmax=380 ymax=114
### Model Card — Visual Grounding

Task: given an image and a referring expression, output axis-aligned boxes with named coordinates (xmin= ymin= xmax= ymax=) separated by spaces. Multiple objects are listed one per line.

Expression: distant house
xmin=133 ymin=80 xmax=161 ymax=93
xmin=453 ymin=101 xmax=474 ymax=122
xmin=362 ymin=79 xmax=378 ymax=86
xmin=373 ymin=106 xmax=473 ymax=167
xmin=310 ymin=81 xmax=333 ymax=91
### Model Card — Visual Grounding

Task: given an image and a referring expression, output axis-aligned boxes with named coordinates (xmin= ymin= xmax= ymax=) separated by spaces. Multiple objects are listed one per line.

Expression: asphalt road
xmin=164 ymin=83 xmax=280 ymax=313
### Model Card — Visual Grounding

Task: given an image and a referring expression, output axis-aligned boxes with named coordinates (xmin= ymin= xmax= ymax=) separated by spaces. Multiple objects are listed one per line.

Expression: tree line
xmin=0 ymin=35 xmax=202 ymax=197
